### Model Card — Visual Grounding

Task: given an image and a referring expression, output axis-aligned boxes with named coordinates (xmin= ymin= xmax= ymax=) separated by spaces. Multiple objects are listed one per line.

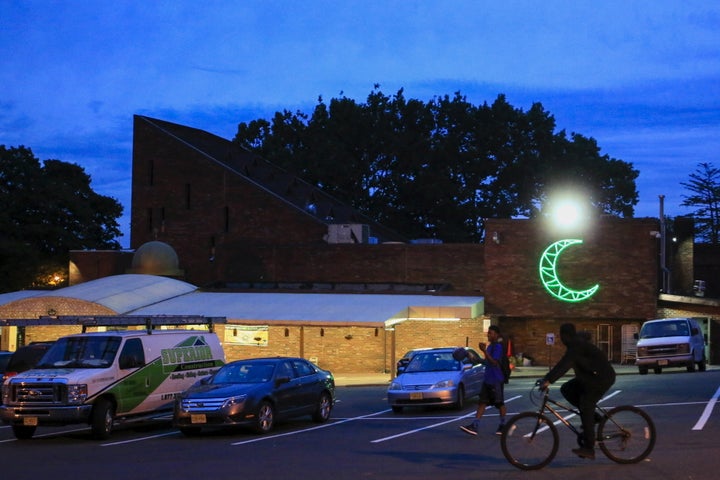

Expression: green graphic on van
xmin=161 ymin=338 xmax=215 ymax=373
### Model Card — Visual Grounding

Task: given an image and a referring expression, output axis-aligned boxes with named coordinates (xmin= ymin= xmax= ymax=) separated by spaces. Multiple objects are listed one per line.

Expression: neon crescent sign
xmin=539 ymin=239 xmax=599 ymax=302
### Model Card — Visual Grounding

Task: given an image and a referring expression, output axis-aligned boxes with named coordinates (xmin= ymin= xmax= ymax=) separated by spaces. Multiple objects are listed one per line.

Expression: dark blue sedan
xmin=173 ymin=357 xmax=335 ymax=435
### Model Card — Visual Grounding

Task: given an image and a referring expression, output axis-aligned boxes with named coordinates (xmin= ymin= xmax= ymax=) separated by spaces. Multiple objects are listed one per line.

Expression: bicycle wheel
xmin=500 ymin=412 xmax=559 ymax=470
xmin=597 ymin=405 xmax=656 ymax=464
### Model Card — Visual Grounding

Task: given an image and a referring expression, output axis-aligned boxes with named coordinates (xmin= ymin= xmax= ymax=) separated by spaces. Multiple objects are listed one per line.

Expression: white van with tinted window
xmin=1 ymin=318 xmax=225 ymax=439
xmin=635 ymin=317 xmax=706 ymax=375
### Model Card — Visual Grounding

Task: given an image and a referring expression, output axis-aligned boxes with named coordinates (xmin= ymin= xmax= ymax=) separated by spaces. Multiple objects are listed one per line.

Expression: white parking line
xmin=692 ymin=384 xmax=720 ymax=431
xmin=371 ymin=395 xmax=522 ymax=444
xmin=230 ymin=409 xmax=391 ymax=445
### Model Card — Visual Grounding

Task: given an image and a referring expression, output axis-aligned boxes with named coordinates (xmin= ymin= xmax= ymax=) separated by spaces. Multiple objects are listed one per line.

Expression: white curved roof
xmin=130 ymin=291 xmax=484 ymax=325
xmin=32 ymin=274 xmax=197 ymax=314
xmin=1 ymin=275 xmax=482 ymax=326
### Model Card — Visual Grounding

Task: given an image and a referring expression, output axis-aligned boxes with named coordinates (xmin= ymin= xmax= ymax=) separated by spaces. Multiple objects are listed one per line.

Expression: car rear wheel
xmin=254 ymin=401 xmax=275 ymax=434
xmin=638 ymin=367 xmax=648 ymax=375
xmin=653 ymin=367 xmax=662 ymax=374
xmin=312 ymin=391 xmax=332 ymax=422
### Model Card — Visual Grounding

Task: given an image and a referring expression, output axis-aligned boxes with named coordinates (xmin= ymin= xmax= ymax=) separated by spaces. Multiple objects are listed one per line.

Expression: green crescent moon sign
xmin=539 ymin=239 xmax=599 ymax=303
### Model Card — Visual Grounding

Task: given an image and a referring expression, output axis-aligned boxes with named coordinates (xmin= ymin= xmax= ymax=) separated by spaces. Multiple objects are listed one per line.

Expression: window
xmin=118 ymin=338 xmax=145 ymax=370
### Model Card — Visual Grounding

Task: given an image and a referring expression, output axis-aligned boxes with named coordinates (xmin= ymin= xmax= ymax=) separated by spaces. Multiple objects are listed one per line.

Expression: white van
xmin=635 ymin=317 xmax=706 ymax=375
xmin=0 ymin=318 xmax=225 ymax=439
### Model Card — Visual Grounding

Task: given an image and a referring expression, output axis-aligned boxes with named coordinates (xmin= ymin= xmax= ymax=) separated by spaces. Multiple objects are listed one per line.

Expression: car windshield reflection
xmin=405 ymin=352 xmax=460 ymax=373
xmin=212 ymin=362 xmax=276 ymax=384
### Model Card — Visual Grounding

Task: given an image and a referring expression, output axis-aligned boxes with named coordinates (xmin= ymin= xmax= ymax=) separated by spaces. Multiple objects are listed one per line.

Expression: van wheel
xmin=91 ymin=398 xmax=115 ymax=440
xmin=312 ymin=391 xmax=332 ymax=422
xmin=638 ymin=367 xmax=648 ymax=375
xmin=687 ymin=361 xmax=696 ymax=373
xmin=179 ymin=426 xmax=202 ymax=436
xmin=391 ymin=406 xmax=403 ymax=413
xmin=12 ymin=425 xmax=36 ymax=440
xmin=698 ymin=355 xmax=707 ymax=372
xmin=254 ymin=401 xmax=275 ymax=434
xmin=653 ymin=367 xmax=662 ymax=374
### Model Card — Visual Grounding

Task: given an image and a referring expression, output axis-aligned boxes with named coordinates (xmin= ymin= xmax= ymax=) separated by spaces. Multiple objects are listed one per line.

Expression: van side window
xmin=119 ymin=338 xmax=145 ymax=369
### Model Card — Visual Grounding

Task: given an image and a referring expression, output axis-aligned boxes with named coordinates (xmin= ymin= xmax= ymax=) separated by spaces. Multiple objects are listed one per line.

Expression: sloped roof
xmin=30 ymin=274 xmax=197 ymax=314
xmin=136 ymin=115 xmax=407 ymax=243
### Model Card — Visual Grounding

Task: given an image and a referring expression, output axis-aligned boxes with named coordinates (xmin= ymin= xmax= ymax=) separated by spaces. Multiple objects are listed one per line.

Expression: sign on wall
xmin=538 ymin=239 xmax=599 ymax=303
xmin=225 ymin=325 xmax=269 ymax=346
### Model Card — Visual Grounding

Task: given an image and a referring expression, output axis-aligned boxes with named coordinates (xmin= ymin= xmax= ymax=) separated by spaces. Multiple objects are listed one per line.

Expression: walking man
xmin=460 ymin=325 xmax=507 ymax=436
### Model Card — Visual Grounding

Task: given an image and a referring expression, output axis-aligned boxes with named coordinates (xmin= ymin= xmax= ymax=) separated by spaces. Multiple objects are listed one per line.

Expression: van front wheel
xmin=91 ymin=398 xmax=115 ymax=440
xmin=12 ymin=425 xmax=36 ymax=440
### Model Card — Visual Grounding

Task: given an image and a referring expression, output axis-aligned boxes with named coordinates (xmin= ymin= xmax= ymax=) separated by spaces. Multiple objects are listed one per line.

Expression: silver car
xmin=387 ymin=347 xmax=485 ymax=412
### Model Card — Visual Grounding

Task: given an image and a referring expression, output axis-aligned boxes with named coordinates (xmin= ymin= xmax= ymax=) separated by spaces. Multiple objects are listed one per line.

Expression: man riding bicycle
xmin=539 ymin=323 xmax=616 ymax=460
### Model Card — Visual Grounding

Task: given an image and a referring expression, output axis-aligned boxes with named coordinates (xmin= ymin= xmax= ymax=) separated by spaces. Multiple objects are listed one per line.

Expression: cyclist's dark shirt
xmin=545 ymin=335 xmax=616 ymax=387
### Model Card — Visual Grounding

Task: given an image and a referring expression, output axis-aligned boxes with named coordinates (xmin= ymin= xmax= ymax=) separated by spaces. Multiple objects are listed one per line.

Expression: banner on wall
xmin=225 ymin=325 xmax=269 ymax=346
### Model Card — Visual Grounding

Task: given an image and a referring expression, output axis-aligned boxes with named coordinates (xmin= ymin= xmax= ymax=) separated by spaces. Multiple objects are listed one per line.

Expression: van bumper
xmin=0 ymin=404 xmax=93 ymax=426
xmin=635 ymin=354 xmax=693 ymax=368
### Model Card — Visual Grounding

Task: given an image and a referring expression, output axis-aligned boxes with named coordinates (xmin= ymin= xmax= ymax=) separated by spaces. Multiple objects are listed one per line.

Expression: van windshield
xmin=36 ymin=336 xmax=122 ymax=369
xmin=639 ymin=320 xmax=690 ymax=339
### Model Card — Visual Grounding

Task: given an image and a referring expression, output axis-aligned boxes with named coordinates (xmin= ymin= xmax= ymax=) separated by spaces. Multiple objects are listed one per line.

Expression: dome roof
xmin=127 ymin=241 xmax=184 ymax=277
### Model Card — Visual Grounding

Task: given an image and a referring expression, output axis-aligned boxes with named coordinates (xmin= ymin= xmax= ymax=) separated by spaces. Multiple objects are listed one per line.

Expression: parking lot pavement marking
xmin=102 ymin=430 xmax=180 ymax=447
xmin=230 ymin=409 xmax=392 ymax=446
xmin=692 ymin=384 xmax=720 ymax=431
xmin=371 ymin=395 xmax=522 ymax=444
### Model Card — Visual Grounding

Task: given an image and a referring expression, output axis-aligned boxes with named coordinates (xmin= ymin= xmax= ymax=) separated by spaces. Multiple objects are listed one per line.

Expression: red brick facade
xmin=52 ymin=116 xmax=720 ymax=371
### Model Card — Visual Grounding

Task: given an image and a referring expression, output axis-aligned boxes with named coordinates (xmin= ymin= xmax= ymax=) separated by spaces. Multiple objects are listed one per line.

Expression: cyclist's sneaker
xmin=495 ymin=425 xmax=504 ymax=435
xmin=572 ymin=447 xmax=595 ymax=460
xmin=460 ymin=424 xmax=478 ymax=436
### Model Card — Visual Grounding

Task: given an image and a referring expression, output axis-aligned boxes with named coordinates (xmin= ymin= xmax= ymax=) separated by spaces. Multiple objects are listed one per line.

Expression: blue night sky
xmin=2 ymin=1 xmax=719 ymax=247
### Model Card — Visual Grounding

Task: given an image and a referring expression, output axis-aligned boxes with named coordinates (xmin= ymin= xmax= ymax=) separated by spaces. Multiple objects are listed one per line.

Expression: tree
xmin=233 ymin=86 xmax=639 ymax=242
xmin=0 ymin=145 xmax=123 ymax=292
xmin=681 ymin=162 xmax=720 ymax=244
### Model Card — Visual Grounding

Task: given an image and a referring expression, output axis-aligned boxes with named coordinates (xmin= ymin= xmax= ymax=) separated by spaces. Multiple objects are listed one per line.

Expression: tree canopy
xmin=233 ymin=87 xmax=639 ymax=242
xmin=0 ymin=145 xmax=123 ymax=292
xmin=681 ymin=162 xmax=720 ymax=244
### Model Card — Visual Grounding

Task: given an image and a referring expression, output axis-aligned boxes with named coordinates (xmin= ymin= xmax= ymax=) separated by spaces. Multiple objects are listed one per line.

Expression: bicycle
xmin=500 ymin=382 xmax=656 ymax=470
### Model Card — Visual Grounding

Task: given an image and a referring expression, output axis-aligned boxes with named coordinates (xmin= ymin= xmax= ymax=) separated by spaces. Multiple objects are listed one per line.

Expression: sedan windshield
xmin=36 ymin=336 xmax=121 ymax=368
xmin=405 ymin=352 xmax=460 ymax=373
xmin=212 ymin=362 xmax=276 ymax=384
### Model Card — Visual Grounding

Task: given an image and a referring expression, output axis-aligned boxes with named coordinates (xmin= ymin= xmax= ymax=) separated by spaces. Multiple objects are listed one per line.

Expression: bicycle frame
xmin=533 ymin=387 xmax=608 ymax=438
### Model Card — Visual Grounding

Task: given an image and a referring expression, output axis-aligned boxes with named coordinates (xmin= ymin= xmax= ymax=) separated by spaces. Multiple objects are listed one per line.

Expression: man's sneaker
xmin=495 ymin=425 xmax=505 ymax=436
xmin=572 ymin=447 xmax=596 ymax=460
xmin=460 ymin=423 xmax=478 ymax=436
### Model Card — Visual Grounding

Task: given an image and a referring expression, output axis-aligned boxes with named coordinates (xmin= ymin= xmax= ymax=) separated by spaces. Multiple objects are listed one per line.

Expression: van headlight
xmin=677 ymin=343 xmax=690 ymax=354
xmin=67 ymin=384 xmax=88 ymax=404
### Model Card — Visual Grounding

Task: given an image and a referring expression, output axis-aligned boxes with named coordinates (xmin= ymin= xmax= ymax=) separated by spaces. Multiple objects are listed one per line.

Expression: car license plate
xmin=23 ymin=417 xmax=38 ymax=426
xmin=409 ymin=392 xmax=423 ymax=400
xmin=190 ymin=414 xmax=207 ymax=424
xmin=658 ymin=360 xmax=669 ymax=366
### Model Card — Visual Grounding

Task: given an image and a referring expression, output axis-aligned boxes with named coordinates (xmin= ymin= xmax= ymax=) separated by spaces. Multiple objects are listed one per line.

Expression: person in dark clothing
xmin=539 ymin=323 xmax=616 ymax=460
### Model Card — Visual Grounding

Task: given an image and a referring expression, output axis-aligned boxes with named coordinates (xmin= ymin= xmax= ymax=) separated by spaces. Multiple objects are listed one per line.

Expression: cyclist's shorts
xmin=478 ymin=381 xmax=505 ymax=407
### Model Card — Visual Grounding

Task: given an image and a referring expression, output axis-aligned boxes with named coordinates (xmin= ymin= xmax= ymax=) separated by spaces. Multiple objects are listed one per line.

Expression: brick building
xmin=3 ymin=115 xmax=720 ymax=372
